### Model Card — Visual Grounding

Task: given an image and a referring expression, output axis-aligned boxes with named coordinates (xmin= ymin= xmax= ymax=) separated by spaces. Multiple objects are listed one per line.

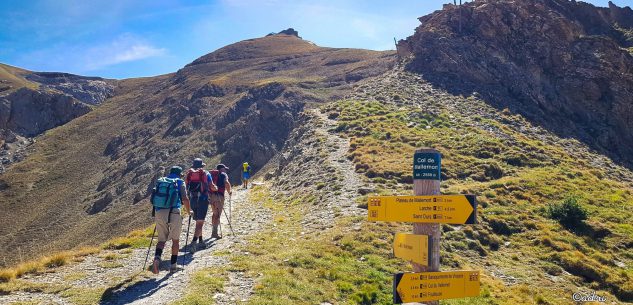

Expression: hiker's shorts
xmin=242 ymin=172 xmax=250 ymax=180
xmin=155 ymin=208 xmax=182 ymax=243
xmin=190 ymin=193 xmax=209 ymax=221
xmin=210 ymin=193 xmax=225 ymax=226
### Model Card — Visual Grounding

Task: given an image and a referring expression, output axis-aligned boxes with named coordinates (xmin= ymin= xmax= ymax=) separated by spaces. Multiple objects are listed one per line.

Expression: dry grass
xmin=0 ymin=246 xmax=100 ymax=283
xmin=0 ymin=63 xmax=38 ymax=92
xmin=323 ymin=98 xmax=633 ymax=303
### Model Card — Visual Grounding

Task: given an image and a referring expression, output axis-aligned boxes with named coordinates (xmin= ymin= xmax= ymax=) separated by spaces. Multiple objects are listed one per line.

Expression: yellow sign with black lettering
xmin=393 ymin=233 xmax=432 ymax=266
xmin=367 ymin=195 xmax=477 ymax=224
xmin=393 ymin=271 xmax=480 ymax=303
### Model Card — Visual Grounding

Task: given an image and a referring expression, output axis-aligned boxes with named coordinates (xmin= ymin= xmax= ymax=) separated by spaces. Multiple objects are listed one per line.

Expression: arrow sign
xmin=393 ymin=233 xmax=433 ymax=266
xmin=393 ymin=271 xmax=480 ymax=303
xmin=367 ymin=195 xmax=477 ymax=224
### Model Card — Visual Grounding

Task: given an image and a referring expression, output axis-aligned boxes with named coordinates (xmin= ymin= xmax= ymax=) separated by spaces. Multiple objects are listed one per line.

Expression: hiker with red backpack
xmin=149 ymin=166 xmax=191 ymax=274
xmin=208 ymin=164 xmax=232 ymax=239
xmin=185 ymin=158 xmax=217 ymax=252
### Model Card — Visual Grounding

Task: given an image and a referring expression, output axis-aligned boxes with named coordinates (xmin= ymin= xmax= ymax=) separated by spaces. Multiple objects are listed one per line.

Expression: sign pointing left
xmin=393 ymin=271 xmax=480 ymax=303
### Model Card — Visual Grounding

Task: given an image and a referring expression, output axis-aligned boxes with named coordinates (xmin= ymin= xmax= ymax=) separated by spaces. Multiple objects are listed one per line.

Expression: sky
xmin=0 ymin=0 xmax=629 ymax=79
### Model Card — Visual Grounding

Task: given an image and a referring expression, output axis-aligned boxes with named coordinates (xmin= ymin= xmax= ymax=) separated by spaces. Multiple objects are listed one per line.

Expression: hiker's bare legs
xmin=194 ymin=220 xmax=204 ymax=239
xmin=171 ymin=240 xmax=179 ymax=255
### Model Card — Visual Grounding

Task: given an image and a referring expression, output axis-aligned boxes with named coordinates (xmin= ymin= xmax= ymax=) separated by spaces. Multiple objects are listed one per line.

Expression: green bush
xmin=547 ymin=196 xmax=587 ymax=229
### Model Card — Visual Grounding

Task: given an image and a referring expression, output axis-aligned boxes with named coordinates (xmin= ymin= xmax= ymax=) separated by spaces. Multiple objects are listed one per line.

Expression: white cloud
xmin=79 ymin=34 xmax=167 ymax=71
xmin=15 ymin=33 xmax=167 ymax=75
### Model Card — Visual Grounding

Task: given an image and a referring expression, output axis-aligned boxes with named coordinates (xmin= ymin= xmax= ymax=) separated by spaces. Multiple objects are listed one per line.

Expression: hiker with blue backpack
xmin=149 ymin=166 xmax=192 ymax=274
xmin=185 ymin=158 xmax=217 ymax=252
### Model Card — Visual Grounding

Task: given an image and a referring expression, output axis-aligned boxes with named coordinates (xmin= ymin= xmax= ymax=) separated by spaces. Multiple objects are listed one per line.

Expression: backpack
xmin=209 ymin=170 xmax=226 ymax=194
xmin=186 ymin=168 xmax=208 ymax=194
xmin=151 ymin=177 xmax=181 ymax=209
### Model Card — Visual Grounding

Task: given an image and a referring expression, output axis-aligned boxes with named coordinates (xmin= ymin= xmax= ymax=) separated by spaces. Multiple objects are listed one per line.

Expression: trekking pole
xmin=222 ymin=206 xmax=236 ymax=236
xmin=143 ymin=226 xmax=157 ymax=271
xmin=181 ymin=214 xmax=192 ymax=266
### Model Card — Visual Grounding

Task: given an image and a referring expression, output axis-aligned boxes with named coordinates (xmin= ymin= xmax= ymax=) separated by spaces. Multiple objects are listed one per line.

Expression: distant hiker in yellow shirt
xmin=149 ymin=166 xmax=191 ymax=274
xmin=242 ymin=162 xmax=251 ymax=189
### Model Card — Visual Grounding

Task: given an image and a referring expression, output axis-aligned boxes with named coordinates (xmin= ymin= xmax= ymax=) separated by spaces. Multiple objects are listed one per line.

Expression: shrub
xmin=547 ymin=196 xmax=587 ymax=229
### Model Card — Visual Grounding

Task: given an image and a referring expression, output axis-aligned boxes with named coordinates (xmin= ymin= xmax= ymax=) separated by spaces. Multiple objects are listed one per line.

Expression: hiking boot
xmin=190 ymin=240 xmax=197 ymax=253
xmin=170 ymin=263 xmax=183 ymax=273
xmin=151 ymin=258 xmax=160 ymax=274
xmin=197 ymin=241 xmax=207 ymax=250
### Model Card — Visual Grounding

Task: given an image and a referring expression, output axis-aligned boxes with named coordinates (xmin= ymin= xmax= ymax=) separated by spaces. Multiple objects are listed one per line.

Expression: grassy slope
xmin=0 ymin=63 xmax=38 ymax=92
xmin=196 ymin=69 xmax=632 ymax=305
xmin=320 ymin=71 xmax=633 ymax=303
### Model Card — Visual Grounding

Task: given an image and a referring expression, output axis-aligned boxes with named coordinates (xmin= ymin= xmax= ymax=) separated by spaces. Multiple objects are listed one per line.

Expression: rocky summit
xmin=400 ymin=0 xmax=633 ymax=168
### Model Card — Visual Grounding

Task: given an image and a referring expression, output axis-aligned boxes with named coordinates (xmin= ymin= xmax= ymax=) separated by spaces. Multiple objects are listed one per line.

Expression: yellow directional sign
xmin=393 ymin=271 xmax=480 ymax=303
xmin=393 ymin=233 xmax=432 ymax=266
xmin=367 ymin=195 xmax=477 ymax=224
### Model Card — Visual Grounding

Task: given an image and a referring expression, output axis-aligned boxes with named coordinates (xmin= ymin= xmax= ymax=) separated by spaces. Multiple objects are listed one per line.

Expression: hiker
xmin=242 ymin=162 xmax=251 ymax=189
xmin=150 ymin=166 xmax=191 ymax=274
xmin=185 ymin=158 xmax=217 ymax=252
xmin=209 ymin=164 xmax=232 ymax=239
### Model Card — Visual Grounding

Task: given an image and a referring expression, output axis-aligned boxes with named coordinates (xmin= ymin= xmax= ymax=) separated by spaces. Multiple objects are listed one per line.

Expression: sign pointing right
xmin=368 ymin=195 xmax=477 ymax=224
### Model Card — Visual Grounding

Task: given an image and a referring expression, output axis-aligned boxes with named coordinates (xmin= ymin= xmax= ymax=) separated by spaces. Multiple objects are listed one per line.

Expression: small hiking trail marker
xmin=367 ymin=148 xmax=480 ymax=304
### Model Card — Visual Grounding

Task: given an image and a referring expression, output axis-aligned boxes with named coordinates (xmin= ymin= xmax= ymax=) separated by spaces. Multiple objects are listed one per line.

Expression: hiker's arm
xmin=208 ymin=174 xmax=218 ymax=192
xmin=182 ymin=196 xmax=191 ymax=214
xmin=225 ymin=177 xmax=231 ymax=195
xmin=179 ymin=183 xmax=192 ymax=214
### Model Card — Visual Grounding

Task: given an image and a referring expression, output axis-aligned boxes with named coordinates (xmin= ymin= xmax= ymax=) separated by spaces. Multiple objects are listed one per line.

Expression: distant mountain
xmin=0 ymin=32 xmax=395 ymax=266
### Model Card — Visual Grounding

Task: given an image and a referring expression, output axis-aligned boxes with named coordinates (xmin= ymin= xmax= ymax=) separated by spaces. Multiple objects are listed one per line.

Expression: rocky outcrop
xmin=0 ymin=88 xmax=91 ymax=172
xmin=401 ymin=0 xmax=633 ymax=168
xmin=0 ymin=88 xmax=91 ymax=137
xmin=267 ymin=28 xmax=301 ymax=38
xmin=25 ymin=72 xmax=115 ymax=105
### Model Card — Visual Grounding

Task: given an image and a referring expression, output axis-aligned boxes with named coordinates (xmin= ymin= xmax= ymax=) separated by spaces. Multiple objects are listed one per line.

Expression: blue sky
xmin=0 ymin=0 xmax=629 ymax=79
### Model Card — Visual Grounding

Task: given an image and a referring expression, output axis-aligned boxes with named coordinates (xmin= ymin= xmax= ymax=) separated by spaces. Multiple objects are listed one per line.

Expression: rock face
xmin=401 ymin=0 xmax=633 ymax=168
xmin=0 ymin=88 xmax=92 ymax=173
xmin=25 ymin=72 xmax=116 ymax=105
xmin=0 ymin=88 xmax=91 ymax=137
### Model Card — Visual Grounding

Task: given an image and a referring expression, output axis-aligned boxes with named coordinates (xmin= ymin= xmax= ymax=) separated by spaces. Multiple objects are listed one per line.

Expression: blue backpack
xmin=151 ymin=177 xmax=181 ymax=209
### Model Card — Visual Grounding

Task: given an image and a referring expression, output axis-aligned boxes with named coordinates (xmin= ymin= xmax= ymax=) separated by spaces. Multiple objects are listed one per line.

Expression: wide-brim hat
xmin=192 ymin=158 xmax=206 ymax=168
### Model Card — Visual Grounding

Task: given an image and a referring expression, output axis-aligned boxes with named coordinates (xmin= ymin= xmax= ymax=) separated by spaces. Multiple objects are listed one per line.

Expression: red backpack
xmin=209 ymin=170 xmax=226 ymax=194
xmin=186 ymin=168 xmax=208 ymax=194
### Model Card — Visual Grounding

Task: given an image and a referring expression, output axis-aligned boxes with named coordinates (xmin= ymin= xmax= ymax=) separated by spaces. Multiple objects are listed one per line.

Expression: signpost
xmin=393 ymin=271 xmax=480 ymax=304
xmin=367 ymin=195 xmax=477 ymax=224
xmin=393 ymin=233 xmax=432 ymax=266
xmin=366 ymin=148 xmax=480 ymax=304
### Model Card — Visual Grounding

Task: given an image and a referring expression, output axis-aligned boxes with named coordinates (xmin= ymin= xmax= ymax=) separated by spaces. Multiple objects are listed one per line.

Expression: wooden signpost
xmin=367 ymin=148 xmax=480 ymax=304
